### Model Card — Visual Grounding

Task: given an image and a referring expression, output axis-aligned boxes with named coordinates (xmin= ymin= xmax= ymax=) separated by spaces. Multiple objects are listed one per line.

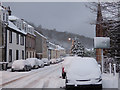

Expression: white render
xmin=7 ymin=22 xmax=26 ymax=66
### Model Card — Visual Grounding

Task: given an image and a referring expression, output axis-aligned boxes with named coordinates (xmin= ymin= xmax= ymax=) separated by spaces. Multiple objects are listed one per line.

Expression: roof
xmin=34 ymin=30 xmax=47 ymax=39
xmin=0 ymin=6 xmax=4 ymax=10
xmin=57 ymin=45 xmax=65 ymax=50
xmin=8 ymin=21 xmax=27 ymax=35
xmin=9 ymin=16 xmax=19 ymax=21
xmin=49 ymin=42 xmax=56 ymax=46
xmin=28 ymin=24 xmax=33 ymax=28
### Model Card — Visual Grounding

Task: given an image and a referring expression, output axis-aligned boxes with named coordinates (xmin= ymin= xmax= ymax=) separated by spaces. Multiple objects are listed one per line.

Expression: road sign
xmin=94 ymin=37 xmax=110 ymax=49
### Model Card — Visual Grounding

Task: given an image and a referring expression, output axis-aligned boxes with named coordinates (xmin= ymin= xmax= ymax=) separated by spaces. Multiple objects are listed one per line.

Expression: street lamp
xmin=68 ymin=38 xmax=72 ymax=41
xmin=68 ymin=38 xmax=74 ymax=54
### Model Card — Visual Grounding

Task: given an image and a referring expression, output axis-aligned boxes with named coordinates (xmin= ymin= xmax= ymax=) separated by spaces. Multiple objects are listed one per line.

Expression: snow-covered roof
xmin=0 ymin=6 xmax=4 ymax=10
xmin=34 ymin=30 xmax=47 ymax=39
xmin=56 ymin=45 xmax=65 ymax=50
xmin=8 ymin=21 xmax=27 ymax=35
xmin=9 ymin=16 xmax=19 ymax=21
xmin=28 ymin=24 xmax=33 ymax=28
xmin=48 ymin=47 xmax=55 ymax=50
xmin=49 ymin=42 xmax=56 ymax=46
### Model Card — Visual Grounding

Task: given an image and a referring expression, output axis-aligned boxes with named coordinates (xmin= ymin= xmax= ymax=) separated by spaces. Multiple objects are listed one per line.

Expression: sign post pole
xmin=101 ymin=49 xmax=104 ymax=73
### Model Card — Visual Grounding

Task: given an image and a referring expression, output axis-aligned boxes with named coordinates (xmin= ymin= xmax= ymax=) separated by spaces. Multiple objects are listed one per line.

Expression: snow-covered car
xmin=11 ymin=60 xmax=32 ymax=72
xmin=56 ymin=58 xmax=61 ymax=63
xmin=41 ymin=58 xmax=50 ymax=66
xmin=37 ymin=59 xmax=44 ymax=68
xmin=26 ymin=58 xmax=39 ymax=69
xmin=56 ymin=58 xmax=63 ymax=63
xmin=50 ymin=59 xmax=57 ymax=64
xmin=63 ymin=57 xmax=102 ymax=89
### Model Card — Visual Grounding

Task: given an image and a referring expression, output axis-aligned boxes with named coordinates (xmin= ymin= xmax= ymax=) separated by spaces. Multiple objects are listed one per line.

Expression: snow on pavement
xmin=102 ymin=73 xmax=119 ymax=88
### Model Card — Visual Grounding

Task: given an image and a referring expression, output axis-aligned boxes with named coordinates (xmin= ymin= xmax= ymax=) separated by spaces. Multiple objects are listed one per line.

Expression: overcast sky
xmin=3 ymin=2 xmax=96 ymax=38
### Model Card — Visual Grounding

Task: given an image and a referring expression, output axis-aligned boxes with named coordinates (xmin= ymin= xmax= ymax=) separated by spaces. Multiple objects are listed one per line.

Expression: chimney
xmin=7 ymin=6 xmax=12 ymax=16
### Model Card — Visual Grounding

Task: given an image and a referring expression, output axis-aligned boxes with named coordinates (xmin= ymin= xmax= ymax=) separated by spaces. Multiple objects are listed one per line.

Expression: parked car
xmin=11 ymin=60 xmax=32 ymax=72
xmin=41 ymin=58 xmax=50 ymax=66
xmin=26 ymin=58 xmax=39 ymax=69
xmin=37 ymin=59 xmax=44 ymax=68
xmin=62 ymin=57 xmax=102 ymax=89
xmin=50 ymin=59 xmax=57 ymax=64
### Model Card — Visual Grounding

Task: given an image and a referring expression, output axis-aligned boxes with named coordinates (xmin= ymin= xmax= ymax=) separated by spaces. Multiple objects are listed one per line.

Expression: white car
xmin=37 ymin=59 xmax=44 ymax=68
xmin=63 ymin=57 xmax=102 ymax=89
xmin=26 ymin=58 xmax=39 ymax=69
xmin=11 ymin=60 xmax=32 ymax=72
xmin=41 ymin=58 xmax=50 ymax=66
xmin=50 ymin=59 xmax=57 ymax=64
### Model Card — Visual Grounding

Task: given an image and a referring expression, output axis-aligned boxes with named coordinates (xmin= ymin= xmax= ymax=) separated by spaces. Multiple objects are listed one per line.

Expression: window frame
xmin=9 ymin=30 xmax=12 ymax=43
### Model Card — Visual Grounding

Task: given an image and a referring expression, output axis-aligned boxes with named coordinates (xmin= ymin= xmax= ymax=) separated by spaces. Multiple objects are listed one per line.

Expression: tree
xmin=71 ymin=38 xmax=85 ymax=57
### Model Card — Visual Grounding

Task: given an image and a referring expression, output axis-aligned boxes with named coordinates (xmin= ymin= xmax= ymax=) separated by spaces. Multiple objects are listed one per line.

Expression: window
xmin=20 ymin=35 xmax=24 ymax=45
xmin=33 ymin=52 xmax=34 ymax=58
xmin=30 ymin=52 xmax=31 ymax=58
xmin=27 ymin=52 xmax=28 ymax=58
xmin=22 ymin=23 xmax=24 ymax=30
xmin=9 ymin=49 xmax=12 ymax=62
xmin=22 ymin=50 xmax=24 ymax=59
xmin=6 ymin=14 xmax=8 ymax=22
xmin=16 ymin=50 xmax=19 ymax=60
xmin=3 ymin=13 xmax=5 ymax=21
xmin=16 ymin=33 xmax=19 ymax=44
xmin=9 ymin=30 xmax=12 ymax=43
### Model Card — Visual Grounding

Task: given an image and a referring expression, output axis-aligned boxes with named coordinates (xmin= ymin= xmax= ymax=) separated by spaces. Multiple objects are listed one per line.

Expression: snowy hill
xmin=27 ymin=23 xmax=93 ymax=52
xmin=36 ymin=27 xmax=93 ymax=50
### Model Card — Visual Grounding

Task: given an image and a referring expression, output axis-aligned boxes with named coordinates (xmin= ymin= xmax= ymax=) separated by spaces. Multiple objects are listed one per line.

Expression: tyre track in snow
xmin=1 ymin=63 xmax=63 ymax=88
xmin=23 ymin=64 xmax=61 ymax=88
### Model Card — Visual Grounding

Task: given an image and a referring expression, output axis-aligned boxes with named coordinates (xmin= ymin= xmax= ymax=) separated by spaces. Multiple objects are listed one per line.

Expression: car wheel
xmin=29 ymin=67 xmax=31 ymax=71
xmin=11 ymin=68 xmax=14 ymax=72
xmin=24 ymin=66 xmax=27 ymax=71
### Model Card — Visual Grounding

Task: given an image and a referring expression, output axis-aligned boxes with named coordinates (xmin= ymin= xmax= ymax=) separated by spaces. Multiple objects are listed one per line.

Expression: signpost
xmin=94 ymin=37 xmax=110 ymax=73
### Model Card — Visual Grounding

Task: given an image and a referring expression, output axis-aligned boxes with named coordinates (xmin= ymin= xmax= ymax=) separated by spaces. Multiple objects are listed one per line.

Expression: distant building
xmin=48 ymin=42 xmax=57 ymax=59
xmin=34 ymin=30 xmax=48 ymax=59
xmin=48 ymin=42 xmax=66 ymax=59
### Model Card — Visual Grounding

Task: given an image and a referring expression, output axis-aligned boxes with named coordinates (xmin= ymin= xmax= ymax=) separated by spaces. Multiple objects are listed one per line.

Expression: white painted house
xmin=7 ymin=16 xmax=27 ymax=67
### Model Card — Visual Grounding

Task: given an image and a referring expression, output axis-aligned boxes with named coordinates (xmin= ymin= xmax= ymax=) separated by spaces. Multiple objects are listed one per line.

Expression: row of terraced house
xmin=0 ymin=5 xmax=66 ymax=68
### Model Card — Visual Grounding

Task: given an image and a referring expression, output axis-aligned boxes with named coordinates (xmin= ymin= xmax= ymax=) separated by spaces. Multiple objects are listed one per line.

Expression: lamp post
xmin=68 ymin=38 xmax=74 ymax=54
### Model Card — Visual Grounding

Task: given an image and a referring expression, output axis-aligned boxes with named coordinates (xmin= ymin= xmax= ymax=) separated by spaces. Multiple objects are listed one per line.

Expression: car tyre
xmin=11 ymin=68 xmax=14 ymax=72
xmin=23 ymin=66 xmax=27 ymax=71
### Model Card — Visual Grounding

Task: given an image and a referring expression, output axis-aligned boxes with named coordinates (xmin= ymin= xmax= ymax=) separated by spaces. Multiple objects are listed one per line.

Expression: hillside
xmin=35 ymin=26 xmax=93 ymax=51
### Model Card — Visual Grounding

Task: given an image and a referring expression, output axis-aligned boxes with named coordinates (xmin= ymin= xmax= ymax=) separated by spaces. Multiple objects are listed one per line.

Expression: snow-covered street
xmin=0 ymin=56 xmax=120 ymax=89
xmin=0 ymin=60 xmax=67 ymax=88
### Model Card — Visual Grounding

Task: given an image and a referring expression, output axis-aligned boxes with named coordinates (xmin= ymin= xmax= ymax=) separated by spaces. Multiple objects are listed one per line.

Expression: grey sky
xmin=3 ymin=2 xmax=96 ymax=38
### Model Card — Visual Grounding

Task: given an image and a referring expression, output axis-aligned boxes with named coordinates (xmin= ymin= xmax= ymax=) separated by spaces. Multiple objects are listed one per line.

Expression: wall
xmin=26 ymin=33 xmax=36 ymax=58
xmin=0 ymin=19 xmax=2 ymax=62
xmin=35 ymin=31 xmax=42 ymax=55
xmin=7 ymin=30 xmax=25 ymax=65
xmin=42 ymin=38 xmax=48 ymax=58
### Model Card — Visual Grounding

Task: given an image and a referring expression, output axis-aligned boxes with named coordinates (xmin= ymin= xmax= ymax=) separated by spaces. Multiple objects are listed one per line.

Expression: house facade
xmin=35 ymin=30 xmax=48 ymax=59
xmin=0 ymin=6 xmax=8 ymax=62
xmin=48 ymin=42 xmax=66 ymax=59
xmin=7 ymin=16 xmax=26 ymax=67
xmin=26 ymin=24 xmax=36 ymax=59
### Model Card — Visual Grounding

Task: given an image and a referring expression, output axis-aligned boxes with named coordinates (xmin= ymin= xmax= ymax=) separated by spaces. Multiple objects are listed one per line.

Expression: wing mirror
xmin=98 ymin=64 xmax=101 ymax=68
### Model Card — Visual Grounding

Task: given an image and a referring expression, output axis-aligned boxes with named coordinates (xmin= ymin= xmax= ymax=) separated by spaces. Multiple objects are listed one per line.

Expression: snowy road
xmin=1 ymin=60 xmax=70 ymax=88
xmin=1 ymin=56 xmax=119 ymax=89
